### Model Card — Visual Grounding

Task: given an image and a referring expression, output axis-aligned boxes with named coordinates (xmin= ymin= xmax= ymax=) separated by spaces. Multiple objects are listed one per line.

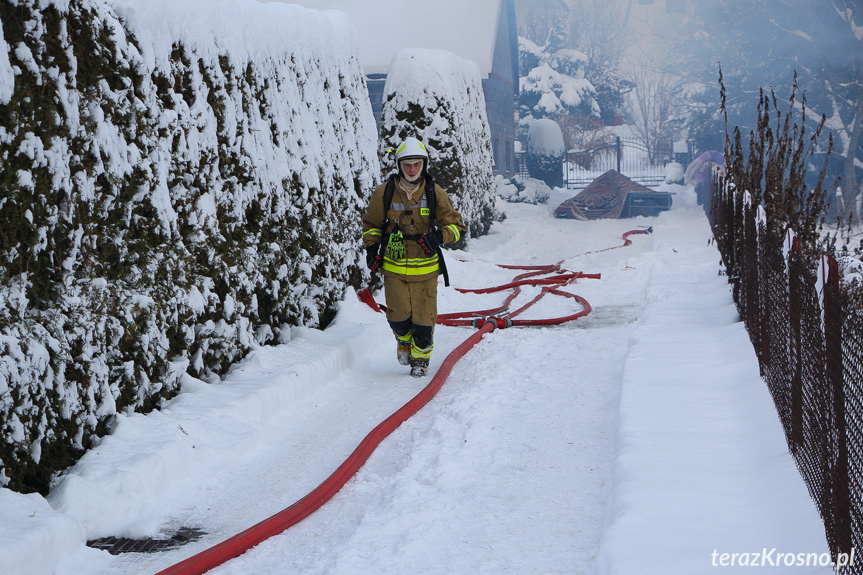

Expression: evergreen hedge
xmin=526 ymin=118 xmax=564 ymax=189
xmin=378 ymin=48 xmax=503 ymax=244
xmin=0 ymin=0 xmax=379 ymax=494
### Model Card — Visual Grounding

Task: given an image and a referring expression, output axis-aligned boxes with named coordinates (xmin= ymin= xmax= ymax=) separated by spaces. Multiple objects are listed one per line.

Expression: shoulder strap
xmin=423 ymin=174 xmax=450 ymax=286
xmin=374 ymin=177 xmax=398 ymax=260
xmin=425 ymin=174 xmax=437 ymax=232
xmin=383 ymin=175 xmax=397 ymax=216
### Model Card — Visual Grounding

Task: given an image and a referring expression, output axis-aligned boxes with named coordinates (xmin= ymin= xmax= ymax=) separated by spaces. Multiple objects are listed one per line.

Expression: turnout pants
xmin=384 ymin=274 xmax=437 ymax=360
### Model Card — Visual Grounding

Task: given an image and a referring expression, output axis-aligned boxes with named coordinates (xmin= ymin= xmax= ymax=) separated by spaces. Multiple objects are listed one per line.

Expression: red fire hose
xmin=155 ymin=320 xmax=495 ymax=575
xmin=154 ymin=228 xmax=650 ymax=575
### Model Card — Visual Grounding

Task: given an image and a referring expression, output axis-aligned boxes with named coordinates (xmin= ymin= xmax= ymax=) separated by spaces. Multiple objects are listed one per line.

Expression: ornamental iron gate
xmin=514 ymin=137 xmax=672 ymax=190
xmin=564 ymin=137 xmax=670 ymax=189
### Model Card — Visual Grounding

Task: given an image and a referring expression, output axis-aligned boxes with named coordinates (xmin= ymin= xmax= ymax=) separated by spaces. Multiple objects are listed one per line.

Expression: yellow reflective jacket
xmin=362 ymin=176 xmax=466 ymax=282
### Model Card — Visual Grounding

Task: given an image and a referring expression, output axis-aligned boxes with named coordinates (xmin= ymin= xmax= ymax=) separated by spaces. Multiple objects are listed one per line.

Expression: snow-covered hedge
xmin=378 ymin=48 xmax=502 ymax=242
xmin=527 ymin=118 xmax=564 ymax=188
xmin=0 ymin=0 xmax=379 ymax=493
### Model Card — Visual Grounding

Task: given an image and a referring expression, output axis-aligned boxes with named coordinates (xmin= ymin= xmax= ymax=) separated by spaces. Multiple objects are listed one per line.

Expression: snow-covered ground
xmin=1 ymin=183 xmax=835 ymax=574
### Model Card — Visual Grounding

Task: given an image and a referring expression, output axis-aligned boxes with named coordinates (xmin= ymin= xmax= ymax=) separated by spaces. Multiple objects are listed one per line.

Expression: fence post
xmin=788 ymin=237 xmax=803 ymax=451
xmin=824 ymin=255 xmax=852 ymax=558
xmin=615 ymin=136 xmax=621 ymax=173
xmin=566 ymin=151 xmax=573 ymax=188
xmin=740 ymin=198 xmax=760 ymax=357
xmin=758 ymin=221 xmax=770 ymax=369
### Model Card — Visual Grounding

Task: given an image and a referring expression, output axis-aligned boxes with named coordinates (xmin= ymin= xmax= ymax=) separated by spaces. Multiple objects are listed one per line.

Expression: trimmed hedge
xmin=526 ymin=118 xmax=564 ymax=189
xmin=0 ymin=0 xmax=379 ymax=494
xmin=378 ymin=48 xmax=502 ymax=244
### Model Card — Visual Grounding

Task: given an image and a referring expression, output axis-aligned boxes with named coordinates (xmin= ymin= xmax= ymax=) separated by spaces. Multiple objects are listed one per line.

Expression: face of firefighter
xmin=400 ymin=159 xmax=424 ymax=183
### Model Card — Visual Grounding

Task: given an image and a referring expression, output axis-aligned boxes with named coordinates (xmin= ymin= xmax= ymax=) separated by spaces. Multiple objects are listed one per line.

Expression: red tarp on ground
xmin=554 ymin=169 xmax=662 ymax=220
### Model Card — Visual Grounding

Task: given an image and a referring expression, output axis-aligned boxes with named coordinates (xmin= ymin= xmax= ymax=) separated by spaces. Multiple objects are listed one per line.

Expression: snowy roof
xmin=261 ymin=0 xmax=503 ymax=76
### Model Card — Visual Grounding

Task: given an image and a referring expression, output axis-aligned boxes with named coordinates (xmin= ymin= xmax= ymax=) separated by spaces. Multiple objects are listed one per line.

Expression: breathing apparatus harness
xmin=378 ymin=173 xmax=450 ymax=286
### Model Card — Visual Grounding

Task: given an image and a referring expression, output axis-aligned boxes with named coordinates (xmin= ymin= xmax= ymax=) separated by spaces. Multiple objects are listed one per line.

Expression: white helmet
xmin=394 ymin=137 xmax=429 ymax=163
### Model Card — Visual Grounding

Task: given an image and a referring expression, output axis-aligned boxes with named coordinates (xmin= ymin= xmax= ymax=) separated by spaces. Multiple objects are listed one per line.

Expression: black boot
xmin=409 ymin=358 xmax=429 ymax=378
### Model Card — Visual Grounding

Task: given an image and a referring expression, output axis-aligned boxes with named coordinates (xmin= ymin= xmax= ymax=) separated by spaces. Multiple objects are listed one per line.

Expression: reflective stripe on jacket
xmin=382 ymin=253 xmax=440 ymax=276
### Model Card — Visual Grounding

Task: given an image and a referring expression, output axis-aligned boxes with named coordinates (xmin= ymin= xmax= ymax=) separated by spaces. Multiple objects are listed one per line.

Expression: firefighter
xmin=362 ymin=137 xmax=467 ymax=377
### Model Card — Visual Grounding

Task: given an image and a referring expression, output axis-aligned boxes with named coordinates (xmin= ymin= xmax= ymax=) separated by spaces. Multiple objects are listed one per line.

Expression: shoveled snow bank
xmin=595 ymin=199 xmax=831 ymax=573
xmin=0 ymin=488 xmax=96 ymax=575
xmin=1 ymin=287 xmax=396 ymax=575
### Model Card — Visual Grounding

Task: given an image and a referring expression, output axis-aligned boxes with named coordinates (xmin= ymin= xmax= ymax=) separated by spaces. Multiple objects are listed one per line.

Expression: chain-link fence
xmin=710 ymin=180 xmax=863 ymax=570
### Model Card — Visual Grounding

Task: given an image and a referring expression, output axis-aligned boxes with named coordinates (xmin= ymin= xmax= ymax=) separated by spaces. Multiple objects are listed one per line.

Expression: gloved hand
xmin=418 ymin=229 xmax=444 ymax=257
xmin=366 ymin=246 xmax=382 ymax=272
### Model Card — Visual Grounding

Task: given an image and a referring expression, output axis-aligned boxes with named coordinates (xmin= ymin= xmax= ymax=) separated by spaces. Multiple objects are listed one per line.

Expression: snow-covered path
xmin=206 ymin=242 xmax=640 ymax=575
xmin=2 ymin=184 xmax=834 ymax=575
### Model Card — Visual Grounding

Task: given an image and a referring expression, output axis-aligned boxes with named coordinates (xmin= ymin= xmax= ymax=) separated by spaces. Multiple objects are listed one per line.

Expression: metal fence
xmin=710 ymin=180 xmax=863 ymax=571
xmin=514 ymin=137 xmax=672 ymax=190
xmin=565 ymin=137 xmax=670 ymax=189
xmin=514 ymin=150 xmax=530 ymax=178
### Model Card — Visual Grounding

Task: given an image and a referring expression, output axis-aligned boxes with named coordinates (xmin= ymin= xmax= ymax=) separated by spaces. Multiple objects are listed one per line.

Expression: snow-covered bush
xmin=527 ymin=119 xmax=565 ymax=189
xmin=0 ymin=0 xmax=379 ymax=494
xmin=495 ymin=174 xmax=551 ymax=205
xmin=378 ymin=48 xmax=502 ymax=243
xmin=665 ymin=162 xmax=685 ymax=185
